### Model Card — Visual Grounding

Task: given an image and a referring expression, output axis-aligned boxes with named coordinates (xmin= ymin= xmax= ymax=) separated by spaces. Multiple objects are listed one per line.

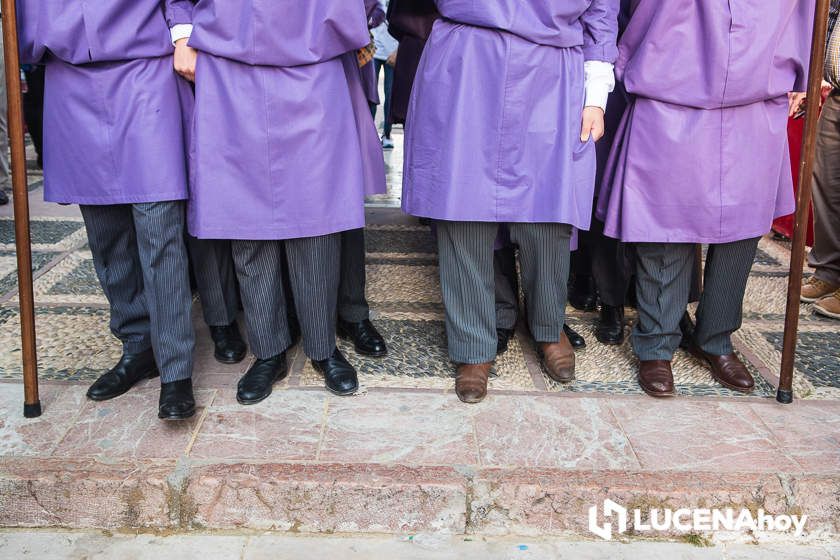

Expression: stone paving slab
xmin=1 ymin=530 xmax=838 ymax=560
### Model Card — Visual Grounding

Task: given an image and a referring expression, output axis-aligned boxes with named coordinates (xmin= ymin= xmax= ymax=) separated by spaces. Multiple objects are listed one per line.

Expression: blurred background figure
xmin=373 ymin=0 xmax=398 ymax=149
xmin=0 ymin=16 xmax=10 ymax=206
xmin=799 ymin=0 xmax=840 ymax=321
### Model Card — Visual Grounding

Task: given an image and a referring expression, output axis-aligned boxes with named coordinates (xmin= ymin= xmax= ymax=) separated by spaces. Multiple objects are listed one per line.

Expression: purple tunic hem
xmin=45 ymin=192 xmax=188 ymax=206
xmin=188 ymin=218 xmax=366 ymax=242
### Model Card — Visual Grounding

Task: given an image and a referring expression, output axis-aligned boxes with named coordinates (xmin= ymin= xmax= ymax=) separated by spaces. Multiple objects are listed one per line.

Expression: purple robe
xmin=596 ymin=0 xmax=815 ymax=244
xmin=401 ymin=0 xmax=619 ymax=227
xmin=361 ymin=0 xmax=387 ymax=105
xmin=17 ymin=0 xmax=193 ymax=205
xmin=183 ymin=0 xmax=386 ymax=240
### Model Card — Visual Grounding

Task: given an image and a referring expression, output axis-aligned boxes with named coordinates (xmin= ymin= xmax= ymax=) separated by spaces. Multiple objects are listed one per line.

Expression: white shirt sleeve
xmin=584 ymin=61 xmax=616 ymax=111
xmin=170 ymin=24 xmax=194 ymax=46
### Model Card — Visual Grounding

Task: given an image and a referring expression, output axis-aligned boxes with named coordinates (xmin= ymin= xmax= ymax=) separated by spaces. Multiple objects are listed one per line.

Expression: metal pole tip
xmin=776 ymin=389 xmax=794 ymax=405
xmin=23 ymin=401 xmax=42 ymax=418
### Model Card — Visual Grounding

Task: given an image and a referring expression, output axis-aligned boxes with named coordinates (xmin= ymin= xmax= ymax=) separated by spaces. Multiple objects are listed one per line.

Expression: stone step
xmin=2 ymin=457 xmax=838 ymax=540
xmin=1 ymin=382 xmax=838 ymax=541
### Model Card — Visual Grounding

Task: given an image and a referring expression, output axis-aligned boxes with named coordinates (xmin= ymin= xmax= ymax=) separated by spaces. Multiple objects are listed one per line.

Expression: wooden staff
xmin=778 ymin=0 xmax=831 ymax=404
xmin=1 ymin=1 xmax=40 ymax=417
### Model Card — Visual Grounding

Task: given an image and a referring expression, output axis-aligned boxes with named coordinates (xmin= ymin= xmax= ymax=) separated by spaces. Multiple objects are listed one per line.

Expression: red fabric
xmin=772 ymin=115 xmax=816 ymax=246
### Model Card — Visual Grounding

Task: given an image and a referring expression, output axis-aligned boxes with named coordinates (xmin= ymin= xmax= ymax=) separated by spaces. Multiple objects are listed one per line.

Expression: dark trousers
xmin=23 ymin=65 xmax=45 ymax=166
xmin=436 ymin=221 xmax=572 ymax=364
xmin=572 ymin=216 xmax=635 ymax=307
xmin=374 ymin=59 xmax=395 ymax=139
xmin=633 ymin=238 xmax=760 ymax=361
xmin=808 ymin=93 xmax=840 ymax=286
xmin=186 ymin=237 xmax=239 ymax=327
xmin=80 ymin=202 xmax=195 ymax=383
xmin=338 ymin=228 xmax=370 ymax=323
xmin=231 ymin=235 xmax=340 ymax=361
xmin=494 ymin=245 xmax=519 ymax=331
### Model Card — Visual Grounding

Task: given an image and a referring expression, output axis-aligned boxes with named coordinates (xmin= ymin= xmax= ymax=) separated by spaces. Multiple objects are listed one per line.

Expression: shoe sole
xmin=638 ymin=379 xmax=676 ymax=398
xmin=86 ymin=369 xmax=160 ymax=402
xmin=236 ymin=365 xmax=290 ymax=405
xmin=814 ymin=305 xmax=840 ymax=320
xmin=801 ymin=295 xmax=825 ymax=303
xmin=595 ymin=335 xmax=623 ymax=346
xmin=336 ymin=330 xmax=388 ymax=358
xmin=687 ymin=348 xmax=754 ymax=394
xmin=158 ymin=407 xmax=196 ymax=421
xmin=311 ymin=361 xmax=358 ymax=396
xmin=214 ymin=352 xmax=247 ymax=365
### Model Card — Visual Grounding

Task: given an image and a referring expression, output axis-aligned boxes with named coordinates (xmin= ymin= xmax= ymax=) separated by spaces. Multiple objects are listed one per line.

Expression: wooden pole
xmin=778 ymin=0 xmax=831 ymax=404
xmin=1 ymin=1 xmax=40 ymax=417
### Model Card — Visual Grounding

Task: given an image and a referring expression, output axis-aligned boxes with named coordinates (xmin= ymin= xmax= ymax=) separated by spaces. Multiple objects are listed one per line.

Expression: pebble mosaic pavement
xmin=0 ymin=133 xmax=837 ymax=400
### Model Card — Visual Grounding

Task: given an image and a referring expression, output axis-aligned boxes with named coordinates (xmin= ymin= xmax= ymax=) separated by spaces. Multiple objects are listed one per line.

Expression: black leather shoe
xmin=210 ymin=322 xmax=247 ymax=364
xmin=563 ymin=324 xmax=587 ymax=350
xmin=237 ymin=353 xmax=288 ymax=405
xmin=86 ymin=349 xmax=158 ymax=401
xmin=596 ymin=305 xmax=625 ymax=345
xmin=158 ymin=379 xmax=196 ymax=420
xmin=312 ymin=348 xmax=359 ymax=396
xmin=568 ymin=275 xmax=598 ymax=312
xmin=337 ymin=318 xmax=388 ymax=357
xmin=679 ymin=311 xmax=696 ymax=350
xmin=497 ymin=328 xmax=514 ymax=355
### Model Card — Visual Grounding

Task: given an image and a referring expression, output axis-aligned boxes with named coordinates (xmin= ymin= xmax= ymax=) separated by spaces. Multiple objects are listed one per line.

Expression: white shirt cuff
xmin=170 ymin=24 xmax=194 ymax=46
xmin=584 ymin=60 xmax=615 ymax=111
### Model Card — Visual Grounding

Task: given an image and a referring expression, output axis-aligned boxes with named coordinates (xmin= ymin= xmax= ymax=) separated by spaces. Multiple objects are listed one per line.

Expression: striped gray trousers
xmin=231 ymin=235 xmax=340 ymax=361
xmin=436 ymin=221 xmax=572 ymax=364
xmin=187 ymin=237 xmax=239 ymax=327
xmin=80 ymin=202 xmax=195 ymax=384
xmin=633 ymin=237 xmax=760 ymax=360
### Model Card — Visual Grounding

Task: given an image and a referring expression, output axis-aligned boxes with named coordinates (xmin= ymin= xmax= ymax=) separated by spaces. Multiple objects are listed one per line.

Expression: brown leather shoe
xmin=455 ymin=363 xmax=492 ymax=404
xmin=638 ymin=360 xmax=676 ymax=397
xmin=539 ymin=333 xmax=575 ymax=383
xmin=801 ymin=277 xmax=838 ymax=303
xmin=688 ymin=345 xmax=754 ymax=393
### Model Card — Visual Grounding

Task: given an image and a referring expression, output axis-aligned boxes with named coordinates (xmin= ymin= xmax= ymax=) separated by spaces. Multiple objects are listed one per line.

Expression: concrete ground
xmin=2 ymin=530 xmax=839 ymax=560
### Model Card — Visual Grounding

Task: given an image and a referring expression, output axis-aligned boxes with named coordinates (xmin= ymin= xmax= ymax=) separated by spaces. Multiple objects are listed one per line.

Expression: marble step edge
xmin=0 ymin=457 xmax=837 ymax=542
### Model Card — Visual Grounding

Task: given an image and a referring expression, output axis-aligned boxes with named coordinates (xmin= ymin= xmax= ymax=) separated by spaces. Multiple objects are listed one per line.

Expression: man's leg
xmin=187 ymin=236 xmax=246 ymax=364
xmin=436 ymin=221 xmax=498 ymax=364
xmin=590 ymin=216 xmax=633 ymax=344
xmin=436 ymin=220 xmax=497 ymax=403
xmin=338 ymin=228 xmax=370 ymax=323
xmin=632 ymin=242 xmax=695 ymax=397
xmin=689 ymin=238 xmax=759 ymax=392
xmin=0 ymin=34 xmax=10 ymax=204
xmin=493 ymin=245 xmax=518 ymax=355
xmin=188 ymin=237 xmax=239 ymax=327
xmin=80 ymin=204 xmax=152 ymax=355
xmin=131 ymin=202 xmax=195 ymax=384
xmin=632 ymin=242 xmax=695 ymax=361
xmin=337 ymin=228 xmax=388 ymax=356
xmin=807 ymin=95 xmax=840 ymax=312
xmin=230 ymin=239 xmax=292 ymax=405
xmin=383 ymin=63 xmax=395 ymax=140
xmin=80 ymin=204 xmax=159 ymax=402
xmin=509 ymin=222 xmax=575 ymax=383
xmin=231 ymin=240 xmax=291 ymax=360
xmin=287 ymin=233 xmax=360 ymax=396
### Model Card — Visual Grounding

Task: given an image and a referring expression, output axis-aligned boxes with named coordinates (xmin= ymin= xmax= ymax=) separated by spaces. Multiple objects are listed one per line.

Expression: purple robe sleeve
xmin=366 ymin=0 xmax=386 ymax=29
xmin=15 ymin=0 xmax=45 ymax=64
xmin=580 ymin=0 xmax=619 ymax=63
xmin=164 ymin=0 xmax=194 ymax=26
